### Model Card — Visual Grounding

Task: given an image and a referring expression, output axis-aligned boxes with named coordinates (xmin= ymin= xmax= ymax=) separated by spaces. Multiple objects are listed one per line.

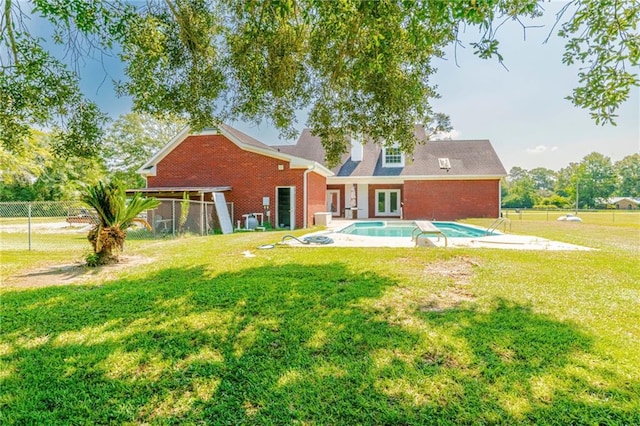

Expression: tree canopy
xmin=501 ymin=153 xmax=639 ymax=209
xmin=2 ymin=0 xmax=638 ymax=166
xmin=102 ymin=113 xmax=186 ymax=188
xmin=0 ymin=130 xmax=105 ymax=201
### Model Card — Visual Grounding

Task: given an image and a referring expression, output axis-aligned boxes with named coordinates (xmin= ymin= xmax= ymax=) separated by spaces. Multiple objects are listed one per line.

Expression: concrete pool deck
xmin=291 ymin=220 xmax=593 ymax=251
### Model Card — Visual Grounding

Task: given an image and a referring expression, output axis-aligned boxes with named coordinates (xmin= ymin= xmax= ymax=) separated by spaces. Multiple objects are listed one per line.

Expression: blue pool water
xmin=337 ymin=221 xmax=496 ymax=238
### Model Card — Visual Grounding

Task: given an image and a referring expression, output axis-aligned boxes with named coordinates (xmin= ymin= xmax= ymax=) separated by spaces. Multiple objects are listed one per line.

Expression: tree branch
xmin=3 ymin=0 xmax=19 ymax=65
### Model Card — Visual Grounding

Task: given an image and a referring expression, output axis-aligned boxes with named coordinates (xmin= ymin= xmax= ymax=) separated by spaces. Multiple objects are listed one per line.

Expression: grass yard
xmin=1 ymin=217 xmax=639 ymax=424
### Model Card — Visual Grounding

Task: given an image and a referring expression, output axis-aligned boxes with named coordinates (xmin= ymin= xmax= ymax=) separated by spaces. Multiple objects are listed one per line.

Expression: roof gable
xmin=138 ymin=124 xmax=333 ymax=177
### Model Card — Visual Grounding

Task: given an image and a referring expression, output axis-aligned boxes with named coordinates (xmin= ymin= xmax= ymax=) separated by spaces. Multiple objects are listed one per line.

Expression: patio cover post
xmin=200 ymin=193 xmax=204 ymax=236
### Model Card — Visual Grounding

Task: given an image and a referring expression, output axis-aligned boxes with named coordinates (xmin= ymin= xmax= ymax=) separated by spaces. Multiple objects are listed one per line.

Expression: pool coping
xmin=292 ymin=219 xmax=593 ymax=251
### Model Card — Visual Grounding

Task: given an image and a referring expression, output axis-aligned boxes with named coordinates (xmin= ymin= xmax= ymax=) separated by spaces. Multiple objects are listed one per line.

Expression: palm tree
xmin=82 ymin=180 xmax=159 ymax=265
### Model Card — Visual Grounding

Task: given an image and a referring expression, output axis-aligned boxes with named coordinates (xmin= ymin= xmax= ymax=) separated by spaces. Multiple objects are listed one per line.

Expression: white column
xmin=357 ymin=184 xmax=369 ymax=219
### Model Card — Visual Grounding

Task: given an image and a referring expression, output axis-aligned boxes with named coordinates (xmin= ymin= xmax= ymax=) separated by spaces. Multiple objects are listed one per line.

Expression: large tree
xmin=102 ymin=113 xmax=186 ymax=188
xmin=615 ymin=153 xmax=640 ymax=198
xmin=0 ymin=130 xmax=105 ymax=201
xmin=0 ymin=130 xmax=49 ymax=200
xmin=2 ymin=0 xmax=638 ymax=166
xmin=555 ymin=162 xmax=580 ymax=199
xmin=503 ymin=167 xmax=537 ymax=208
xmin=0 ymin=0 xmax=126 ymax=157
xmin=575 ymin=152 xmax=617 ymax=208
xmin=529 ymin=167 xmax=557 ymax=192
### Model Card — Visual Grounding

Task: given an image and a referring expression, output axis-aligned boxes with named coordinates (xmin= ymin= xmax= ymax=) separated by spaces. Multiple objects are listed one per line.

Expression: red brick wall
xmin=403 ymin=180 xmax=500 ymax=220
xmin=307 ymin=172 xmax=327 ymax=226
xmin=147 ymin=134 xmax=323 ymax=228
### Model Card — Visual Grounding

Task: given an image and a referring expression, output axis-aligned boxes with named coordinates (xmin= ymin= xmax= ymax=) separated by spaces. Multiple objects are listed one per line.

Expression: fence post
xmin=28 ymin=202 xmax=32 ymax=251
xmin=172 ymin=200 xmax=176 ymax=237
xmin=200 ymin=200 xmax=204 ymax=236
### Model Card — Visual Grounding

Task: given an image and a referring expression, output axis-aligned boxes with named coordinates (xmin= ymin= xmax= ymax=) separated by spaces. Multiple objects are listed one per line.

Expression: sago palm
xmin=82 ymin=180 xmax=159 ymax=265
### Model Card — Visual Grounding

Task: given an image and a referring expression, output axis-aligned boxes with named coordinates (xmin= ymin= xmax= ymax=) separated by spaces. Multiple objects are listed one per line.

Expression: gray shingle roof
xmin=220 ymin=123 xmax=278 ymax=151
xmin=274 ymin=128 xmax=507 ymax=177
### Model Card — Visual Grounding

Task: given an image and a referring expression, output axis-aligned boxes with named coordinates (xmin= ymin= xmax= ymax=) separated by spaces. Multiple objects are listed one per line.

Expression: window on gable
xmin=383 ymin=147 xmax=404 ymax=168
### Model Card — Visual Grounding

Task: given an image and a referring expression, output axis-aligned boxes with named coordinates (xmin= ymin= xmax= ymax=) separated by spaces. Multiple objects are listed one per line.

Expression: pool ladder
xmin=486 ymin=217 xmax=510 ymax=235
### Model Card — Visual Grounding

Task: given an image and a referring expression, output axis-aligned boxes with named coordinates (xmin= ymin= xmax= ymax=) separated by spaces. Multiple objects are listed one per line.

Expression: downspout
xmin=303 ymin=164 xmax=316 ymax=228
xmin=498 ymin=179 xmax=502 ymax=218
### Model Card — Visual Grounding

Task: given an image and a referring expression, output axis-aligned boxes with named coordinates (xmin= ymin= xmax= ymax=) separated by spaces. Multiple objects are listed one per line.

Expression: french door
xmin=375 ymin=189 xmax=400 ymax=216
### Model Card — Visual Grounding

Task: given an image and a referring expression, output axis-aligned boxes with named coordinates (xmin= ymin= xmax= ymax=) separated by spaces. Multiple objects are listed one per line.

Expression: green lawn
xmin=1 ymin=219 xmax=639 ymax=424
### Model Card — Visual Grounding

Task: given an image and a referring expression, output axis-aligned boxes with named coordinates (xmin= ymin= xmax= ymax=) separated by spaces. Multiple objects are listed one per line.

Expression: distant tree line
xmin=502 ymin=152 xmax=640 ymax=209
xmin=1 ymin=114 xmax=638 ymax=208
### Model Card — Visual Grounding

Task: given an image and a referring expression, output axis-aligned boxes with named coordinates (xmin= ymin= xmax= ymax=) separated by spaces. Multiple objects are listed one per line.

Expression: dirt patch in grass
xmin=371 ymin=256 xmax=481 ymax=323
xmin=419 ymin=288 xmax=476 ymax=312
xmin=2 ymin=255 xmax=154 ymax=289
xmin=423 ymin=256 xmax=480 ymax=285
xmin=420 ymin=257 xmax=480 ymax=312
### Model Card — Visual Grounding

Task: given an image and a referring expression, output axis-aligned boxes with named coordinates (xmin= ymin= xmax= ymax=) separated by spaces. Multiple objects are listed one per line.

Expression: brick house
xmin=135 ymin=125 xmax=333 ymax=231
xmin=275 ymin=128 xmax=507 ymax=221
xmin=136 ymin=124 xmax=506 ymax=229
xmin=608 ymin=197 xmax=639 ymax=210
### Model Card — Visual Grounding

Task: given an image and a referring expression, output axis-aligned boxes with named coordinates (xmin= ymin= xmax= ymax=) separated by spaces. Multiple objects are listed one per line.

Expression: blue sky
xmin=75 ymin=2 xmax=639 ymax=172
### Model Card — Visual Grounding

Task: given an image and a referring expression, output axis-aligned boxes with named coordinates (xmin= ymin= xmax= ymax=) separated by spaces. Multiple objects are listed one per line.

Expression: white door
xmin=326 ymin=190 xmax=340 ymax=217
xmin=375 ymin=189 xmax=401 ymax=216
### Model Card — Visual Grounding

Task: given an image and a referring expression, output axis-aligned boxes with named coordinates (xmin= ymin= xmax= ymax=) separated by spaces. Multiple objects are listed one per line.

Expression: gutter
xmin=326 ymin=174 xmax=506 ymax=184
xmin=303 ymin=163 xmax=316 ymax=228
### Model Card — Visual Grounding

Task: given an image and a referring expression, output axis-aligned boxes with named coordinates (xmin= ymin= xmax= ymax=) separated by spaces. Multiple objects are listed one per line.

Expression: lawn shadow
xmin=1 ymin=266 xmax=638 ymax=424
xmin=413 ymin=299 xmax=640 ymax=423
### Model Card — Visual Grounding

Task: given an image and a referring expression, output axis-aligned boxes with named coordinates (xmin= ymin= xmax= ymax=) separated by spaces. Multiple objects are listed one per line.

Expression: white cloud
xmin=526 ymin=145 xmax=559 ymax=154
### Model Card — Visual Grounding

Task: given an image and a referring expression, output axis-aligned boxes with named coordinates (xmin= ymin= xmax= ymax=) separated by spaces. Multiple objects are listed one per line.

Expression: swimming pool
xmin=337 ymin=221 xmax=497 ymax=238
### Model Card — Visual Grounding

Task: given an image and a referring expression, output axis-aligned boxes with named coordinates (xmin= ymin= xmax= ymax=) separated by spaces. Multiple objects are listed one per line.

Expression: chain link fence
xmin=502 ymin=208 xmax=638 ymax=223
xmin=0 ymin=199 xmax=234 ymax=251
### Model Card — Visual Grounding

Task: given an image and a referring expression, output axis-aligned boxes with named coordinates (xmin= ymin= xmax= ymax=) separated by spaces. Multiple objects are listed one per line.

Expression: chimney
xmin=351 ymin=133 xmax=363 ymax=162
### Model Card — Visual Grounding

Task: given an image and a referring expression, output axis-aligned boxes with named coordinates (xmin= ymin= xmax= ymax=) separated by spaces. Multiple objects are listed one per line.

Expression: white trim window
xmin=375 ymin=189 xmax=401 ymax=216
xmin=382 ymin=147 xmax=405 ymax=168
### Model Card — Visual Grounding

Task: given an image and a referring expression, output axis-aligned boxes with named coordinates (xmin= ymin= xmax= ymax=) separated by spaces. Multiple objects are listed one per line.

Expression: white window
xmin=375 ymin=190 xmax=401 ymax=216
xmin=383 ymin=147 xmax=405 ymax=168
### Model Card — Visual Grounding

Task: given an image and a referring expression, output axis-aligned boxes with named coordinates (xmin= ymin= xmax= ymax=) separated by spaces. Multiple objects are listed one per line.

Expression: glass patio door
xmin=375 ymin=190 xmax=400 ymax=216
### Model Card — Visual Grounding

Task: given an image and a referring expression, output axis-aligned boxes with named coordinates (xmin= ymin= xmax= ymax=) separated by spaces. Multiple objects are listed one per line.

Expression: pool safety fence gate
xmin=0 ymin=199 xmax=234 ymax=251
